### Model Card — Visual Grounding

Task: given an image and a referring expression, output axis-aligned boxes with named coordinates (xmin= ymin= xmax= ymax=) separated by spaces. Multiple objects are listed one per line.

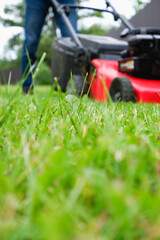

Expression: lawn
xmin=0 ymin=85 xmax=160 ymax=240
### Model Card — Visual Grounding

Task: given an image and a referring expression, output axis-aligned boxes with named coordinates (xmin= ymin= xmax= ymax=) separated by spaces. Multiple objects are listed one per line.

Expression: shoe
xmin=22 ymin=88 xmax=33 ymax=95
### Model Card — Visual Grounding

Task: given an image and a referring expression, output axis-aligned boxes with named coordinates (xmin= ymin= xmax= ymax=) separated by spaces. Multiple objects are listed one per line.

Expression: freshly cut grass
xmin=0 ymin=85 xmax=160 ymax=240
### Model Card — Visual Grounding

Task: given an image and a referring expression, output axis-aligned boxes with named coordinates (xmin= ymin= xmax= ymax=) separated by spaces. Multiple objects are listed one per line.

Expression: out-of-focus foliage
xmin=132 ymin=0 xmax=151 ymax=12
xmin=80 ymin=24 xmax=109 ymax=36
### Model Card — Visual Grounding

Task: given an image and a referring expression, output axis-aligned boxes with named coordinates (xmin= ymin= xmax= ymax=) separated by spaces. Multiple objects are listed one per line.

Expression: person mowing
xmin=22 ymin=0 xmax=77 ymax=94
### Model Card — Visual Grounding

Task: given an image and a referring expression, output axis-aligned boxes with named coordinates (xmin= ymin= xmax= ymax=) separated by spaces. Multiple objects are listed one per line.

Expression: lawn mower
xmin=51 ymin=0 xmax=160 ymax=103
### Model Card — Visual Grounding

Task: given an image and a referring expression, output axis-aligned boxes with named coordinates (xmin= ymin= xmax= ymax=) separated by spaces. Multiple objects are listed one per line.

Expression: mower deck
xmin=90 ymin=59 xmax=160 ymax=103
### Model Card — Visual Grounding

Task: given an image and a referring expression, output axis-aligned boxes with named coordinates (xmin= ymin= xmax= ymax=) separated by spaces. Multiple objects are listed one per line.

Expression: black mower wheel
xmin=67 ymin=74 xmax=88 ymax=96
xmin=109 ymin=77 xmax=136 ymax=102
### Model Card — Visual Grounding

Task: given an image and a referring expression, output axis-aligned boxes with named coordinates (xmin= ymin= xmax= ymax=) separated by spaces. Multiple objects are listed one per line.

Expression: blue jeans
xmin=22 ymin=0 xmax=77 ymax=90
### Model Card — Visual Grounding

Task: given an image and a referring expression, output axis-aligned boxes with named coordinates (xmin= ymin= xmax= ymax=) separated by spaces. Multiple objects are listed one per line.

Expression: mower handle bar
xmin=67 ymin=1 xmax=134 ymax=31
xmin=61 ymin=5 xmax=120 ymax=18
xmin=59 ymin=2 xmax=134 ymax=31
xmin=105 ymin=0 xmax=134 ymax=31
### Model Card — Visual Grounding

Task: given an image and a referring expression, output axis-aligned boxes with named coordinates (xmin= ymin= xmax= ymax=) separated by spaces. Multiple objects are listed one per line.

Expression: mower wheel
xmin=67 ymin=75 xmax=88 ymax=96
xmin=109 ymin=77 xmax=136 ymax=102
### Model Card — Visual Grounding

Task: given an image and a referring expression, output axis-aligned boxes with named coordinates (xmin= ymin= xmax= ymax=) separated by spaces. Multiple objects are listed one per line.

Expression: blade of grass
xmin=7 ymin=71 xmax=12 ymax=95
xmin=70 ymin=71 xmax=74 ymax=94
xmin=101 ymin=76 xmax=113 ymax=103
xmin=33 ymin=52 xmax=46 ymax=80
xmin=54 ymin=77 xmax=64 ymax=118
xmin=80 ymin=72 xmax=88 ymax=98
xmin=86 ymin=69 xmax=96 ymax=97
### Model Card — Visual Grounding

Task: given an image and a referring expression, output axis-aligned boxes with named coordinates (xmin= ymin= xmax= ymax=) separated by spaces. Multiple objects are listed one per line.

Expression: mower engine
xmin=119 ymin=28 xmax=160 ymax=79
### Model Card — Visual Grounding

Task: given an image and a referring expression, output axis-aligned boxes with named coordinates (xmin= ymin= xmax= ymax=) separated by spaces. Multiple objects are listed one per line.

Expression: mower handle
xmin=61 ymin=4 xmax=119 ymax=18
xmin=58 ymin=3 xmax=134 ymax=31
xmin=105 ymin=0 xmax=134 ymax=31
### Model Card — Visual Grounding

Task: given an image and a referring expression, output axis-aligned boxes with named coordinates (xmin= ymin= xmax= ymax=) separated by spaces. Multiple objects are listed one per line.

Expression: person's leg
xmin=21 ymin=0 xmax=50 ymax=91
xmin=54 ymin=0 xmax=77 ymax=37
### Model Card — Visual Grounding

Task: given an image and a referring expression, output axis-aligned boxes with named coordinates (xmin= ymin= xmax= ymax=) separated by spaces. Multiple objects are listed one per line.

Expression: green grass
xmin=0 ymin=85 xmax=160 ymax=240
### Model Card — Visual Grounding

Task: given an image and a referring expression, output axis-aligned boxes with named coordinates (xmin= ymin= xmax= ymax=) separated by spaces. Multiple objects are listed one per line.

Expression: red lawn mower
xmin=51 ymin=0 xmax=160 ymax=103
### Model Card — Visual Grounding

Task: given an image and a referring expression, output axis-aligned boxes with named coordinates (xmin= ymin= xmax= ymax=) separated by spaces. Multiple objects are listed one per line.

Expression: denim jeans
xmin=22 ymin=0 xmax=77 ymax=90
